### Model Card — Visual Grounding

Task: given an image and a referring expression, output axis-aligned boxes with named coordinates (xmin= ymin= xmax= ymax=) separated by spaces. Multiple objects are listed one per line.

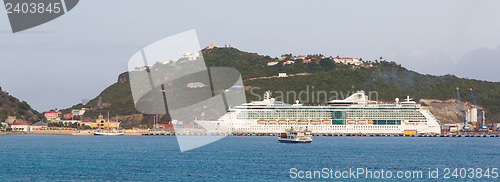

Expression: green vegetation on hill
xmin=0 ymin=87 xmax=43 ymax=123
xmin=60 ymin=73 xmax=140 ymax=121
xmin=62 ymin=47 xmax=500 ymax=123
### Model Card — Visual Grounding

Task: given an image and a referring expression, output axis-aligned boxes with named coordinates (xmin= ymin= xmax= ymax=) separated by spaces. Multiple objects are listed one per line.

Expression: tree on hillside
xmin=319 ymin=58 xmax=335 ymax=70
xmin=0 ymin=110 xmax=8 ymax=122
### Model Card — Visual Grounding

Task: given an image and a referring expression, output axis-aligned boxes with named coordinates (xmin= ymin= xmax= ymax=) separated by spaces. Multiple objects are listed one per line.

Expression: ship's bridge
xmin=327 ymin=90 xmax=373 ymax=105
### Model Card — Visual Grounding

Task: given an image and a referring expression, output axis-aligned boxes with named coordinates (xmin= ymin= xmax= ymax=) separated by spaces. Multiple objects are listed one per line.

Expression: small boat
xmin=277 ymin=127 xmax=312 ymax=143
xmin=93 ymin=130 xmax=124 ymax=136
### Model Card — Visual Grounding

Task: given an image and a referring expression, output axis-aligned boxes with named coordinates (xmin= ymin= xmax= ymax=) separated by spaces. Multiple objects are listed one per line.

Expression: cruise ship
xmin=196 ymin=91 xmax=441 ymax=134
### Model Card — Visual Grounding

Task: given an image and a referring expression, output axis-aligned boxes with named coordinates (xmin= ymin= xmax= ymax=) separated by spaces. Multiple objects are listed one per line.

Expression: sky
xmin=1 ymin=0 xmax=500 ymax=112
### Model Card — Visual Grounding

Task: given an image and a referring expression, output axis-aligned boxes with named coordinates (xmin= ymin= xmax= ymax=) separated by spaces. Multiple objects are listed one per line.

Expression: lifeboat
xmin=310 ymin=120 xmax=321 ymax=125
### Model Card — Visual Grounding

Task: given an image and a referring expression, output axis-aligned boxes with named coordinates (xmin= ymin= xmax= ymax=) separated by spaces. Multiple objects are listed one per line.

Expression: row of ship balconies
xmin=256 ymin=119 xmax=381 ymax=125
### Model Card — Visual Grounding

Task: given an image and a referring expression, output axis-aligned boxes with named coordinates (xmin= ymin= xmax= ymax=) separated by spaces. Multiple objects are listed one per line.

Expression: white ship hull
xmin=196 ymin=120 xmax=441 ymax=134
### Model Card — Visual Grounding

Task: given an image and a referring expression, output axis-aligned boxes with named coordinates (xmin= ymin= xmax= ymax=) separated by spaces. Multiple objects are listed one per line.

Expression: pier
xmin=141 ymin=131 xmax=175 ymax=136
xmin=139 ymin=131 xmax=500 ymax=137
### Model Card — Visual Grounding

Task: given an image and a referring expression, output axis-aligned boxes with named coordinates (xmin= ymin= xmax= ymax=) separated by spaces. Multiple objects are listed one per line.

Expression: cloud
xmin=386 ymin=40 xmax=454 ymax=76
xmin=452 ymin=45 xmax=500 ymax=82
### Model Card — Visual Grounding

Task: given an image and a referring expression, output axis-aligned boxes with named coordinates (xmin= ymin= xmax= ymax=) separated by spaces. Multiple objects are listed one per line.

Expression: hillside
xmin=0 ymin=87 xmax=43 ymax=123
xmin=63 ymin=47 xmax=500 ymax=124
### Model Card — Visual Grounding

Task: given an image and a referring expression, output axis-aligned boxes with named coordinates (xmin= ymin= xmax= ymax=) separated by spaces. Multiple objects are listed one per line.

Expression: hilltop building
xmin=50 ymin=120 xmax=80 ymax=124
xmin=71 ymin=109 xmax=86 ymax=116
xmin=204 ymin=44 xmax=219 ymax=49
xmin=277 ymin=55 xmax=364 ymax=66
xmin=291 ymin=56 xmax=306 ymax=60
xmin=181 ymin=52 xmax=200 ymax=61
xmin=187 ymin=82 xmax=205 ymax=88
xmin=267 ymin=61 xmax=278 ymax=66
xmin=333 ymin=57 xmax=363 ymax=66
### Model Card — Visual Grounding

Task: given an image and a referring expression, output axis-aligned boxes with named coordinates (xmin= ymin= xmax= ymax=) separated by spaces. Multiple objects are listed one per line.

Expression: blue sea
xmin=0 ymin=135 xmax=499 ymax=181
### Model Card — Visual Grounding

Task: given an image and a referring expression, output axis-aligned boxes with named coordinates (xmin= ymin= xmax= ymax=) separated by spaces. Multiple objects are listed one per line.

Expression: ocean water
xmin=0 ymin=135 xmax=499 ymax=181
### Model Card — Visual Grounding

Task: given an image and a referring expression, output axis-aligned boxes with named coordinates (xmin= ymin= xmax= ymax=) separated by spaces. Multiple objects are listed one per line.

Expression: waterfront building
xmin=11 ymin=123 xmax=30 ymax=131
xmin=30 ymin=121 xmax=48 ymax=131
xmin=79 ymin=114 xmax=120 ymax=130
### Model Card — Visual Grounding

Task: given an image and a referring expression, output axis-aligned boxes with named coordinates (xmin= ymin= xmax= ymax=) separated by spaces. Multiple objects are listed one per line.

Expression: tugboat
xmin=277 ymin=127 xmax=312 ymax=143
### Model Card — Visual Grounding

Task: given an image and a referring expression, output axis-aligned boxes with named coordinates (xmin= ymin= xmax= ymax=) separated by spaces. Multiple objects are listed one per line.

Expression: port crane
xmin=469 ymin=88 xmax=478 ymax=109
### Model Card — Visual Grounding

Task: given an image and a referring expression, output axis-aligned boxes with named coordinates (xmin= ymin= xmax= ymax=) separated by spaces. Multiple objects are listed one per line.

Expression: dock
xmin=141 ymin=131 xmax=176 ymax=136
xmin=140 ymin=131 xmax=500 ymax=137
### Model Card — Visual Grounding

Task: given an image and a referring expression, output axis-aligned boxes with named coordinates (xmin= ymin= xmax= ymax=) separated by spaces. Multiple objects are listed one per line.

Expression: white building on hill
xmin=267 ymin=61 xmax=279 ymax=66
xmin=333 ymin=57 xmax=363 ymax=65
xmin=181 ymin=52 xmax=200 ymax=61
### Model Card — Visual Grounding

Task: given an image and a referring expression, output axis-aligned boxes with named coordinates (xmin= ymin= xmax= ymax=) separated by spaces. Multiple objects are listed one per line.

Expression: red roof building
xmin=44 ymin=111 xmax=62 ymax=121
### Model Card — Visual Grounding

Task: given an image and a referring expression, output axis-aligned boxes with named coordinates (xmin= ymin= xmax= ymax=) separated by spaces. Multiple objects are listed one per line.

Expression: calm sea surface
xmin=0 ymin=135 xmax=499 ymax=181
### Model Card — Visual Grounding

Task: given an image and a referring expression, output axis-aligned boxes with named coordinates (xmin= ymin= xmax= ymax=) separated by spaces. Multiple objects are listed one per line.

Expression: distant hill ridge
xmin=61 ymin=47 xmax=500 ymax=124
